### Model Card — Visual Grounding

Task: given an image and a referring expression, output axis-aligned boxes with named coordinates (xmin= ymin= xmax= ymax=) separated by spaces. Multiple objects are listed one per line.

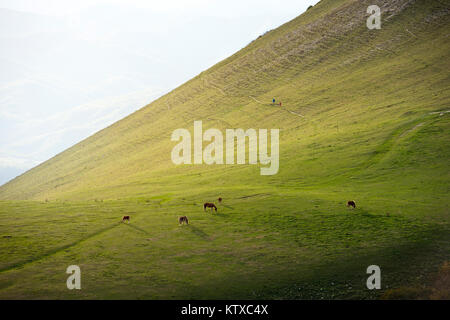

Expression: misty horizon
xmin=0 ymin=0 xmax=318 ymax=186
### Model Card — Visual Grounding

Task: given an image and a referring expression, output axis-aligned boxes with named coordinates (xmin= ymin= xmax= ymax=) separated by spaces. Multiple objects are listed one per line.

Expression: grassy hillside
xmin=0 ymin=0 xmax=449 ymax=299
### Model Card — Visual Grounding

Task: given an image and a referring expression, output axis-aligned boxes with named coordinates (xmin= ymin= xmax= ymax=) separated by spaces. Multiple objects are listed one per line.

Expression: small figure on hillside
xmin=279 ymin=102 xmax=282 ymax=106
xmin=218 ymin=197 xmax=222 ymax=203
xmin=272 ymin=98 xmax=276 ymax=104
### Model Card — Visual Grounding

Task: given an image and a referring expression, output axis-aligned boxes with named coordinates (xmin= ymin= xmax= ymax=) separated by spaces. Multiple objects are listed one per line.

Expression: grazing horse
xmin=347 ymin=200 xmax=356 ymax=208
xmin=204 ymin=202 xmax=217 ymax=212
xmin=179 ymin=216 xmax=189 ymax=225
xmin=122 ymin=215 xmax=130 ymax=222
xmin=218 ymin=197 xmax=222 ymax=203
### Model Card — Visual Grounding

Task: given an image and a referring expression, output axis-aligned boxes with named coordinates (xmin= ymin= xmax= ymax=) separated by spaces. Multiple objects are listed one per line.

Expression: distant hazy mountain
xmin=0 ymin=4 xmax=306 ymax=185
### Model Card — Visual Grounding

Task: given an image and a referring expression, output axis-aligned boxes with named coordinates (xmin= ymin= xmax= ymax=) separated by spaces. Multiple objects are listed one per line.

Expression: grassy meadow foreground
xmin=0 ymin=0 xmax=449 ymax=299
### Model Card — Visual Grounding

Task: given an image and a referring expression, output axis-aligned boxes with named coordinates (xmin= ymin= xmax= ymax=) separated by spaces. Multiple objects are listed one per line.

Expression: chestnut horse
xmin=179 ymin=216 xmax=189 ymax=225
xmin=347 ymin=200 xmax=356 ymax=208
xmin=218 ymin=197 xmax=222 ymax=203
xmin=122 ymin=215 xmax=130 ymax=222
xmin=204 ymin=203 xmax=217 ymax=212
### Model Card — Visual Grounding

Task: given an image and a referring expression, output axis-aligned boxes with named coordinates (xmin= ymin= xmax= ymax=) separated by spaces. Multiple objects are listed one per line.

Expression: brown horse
xmin=347 ymin=200 xmax=356 ymax=208
xmin=204 ymin=202 xmax=217 ymax=212
xmin=218 ymin=197 xmax=222 ymax=203
xmin=122 ymin=215 xmax=130 ymax=222
xmin=179 ymin=216 xmax=189 ymax=225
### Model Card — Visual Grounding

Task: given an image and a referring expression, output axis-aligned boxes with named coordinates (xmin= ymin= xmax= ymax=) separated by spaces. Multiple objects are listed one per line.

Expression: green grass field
xmin=0 ymin=0 xmax=449 ymax=299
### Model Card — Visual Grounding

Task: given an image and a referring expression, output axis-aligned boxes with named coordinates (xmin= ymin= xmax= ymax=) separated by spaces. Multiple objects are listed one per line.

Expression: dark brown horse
xmin=122 ymin=215 xmax=130 ymax=222
xmin=179 ymin=216 xmax=189 ymax=225
xmin=204 ymin=202 xmax=217 ymax=212
xmin=347 ymin=200 xmax=356 ymax=208
xmin=218 ymin=197 xmax=222 ymax=203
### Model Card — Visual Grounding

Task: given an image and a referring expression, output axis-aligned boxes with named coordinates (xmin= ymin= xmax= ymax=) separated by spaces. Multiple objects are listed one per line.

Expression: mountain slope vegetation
xmin=0 ymin=0 xmax=449 ymax=299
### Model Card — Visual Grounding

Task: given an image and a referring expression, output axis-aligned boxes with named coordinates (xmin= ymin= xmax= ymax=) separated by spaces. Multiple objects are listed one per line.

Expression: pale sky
xmin=0 ymin=0 xmax=319 ymax=185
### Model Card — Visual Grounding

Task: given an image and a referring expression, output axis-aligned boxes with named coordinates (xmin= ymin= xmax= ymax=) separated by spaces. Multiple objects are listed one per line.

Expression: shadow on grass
xmin=212 ymin=212 xmax=228 ymax=218
xmin=181 ymin=225 xmax=450 ymax=300
xmin=203 ymin=209 xmax=228 ymax=218
xmin=0 ymin=222 xmax=122 ymax=273
xmin=122 ymin=222 xmax=150 ymax=235
xmin=354 ymin=208 xmax=388 ymax=219
xmin=221 ymin=204 xmax=234 ymax=210
xmin=187 ymin=225 xmax=210 ymax=240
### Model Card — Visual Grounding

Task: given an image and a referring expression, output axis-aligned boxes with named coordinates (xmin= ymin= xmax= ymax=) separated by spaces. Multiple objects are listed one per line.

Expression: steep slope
xmin=0 ymin=0 xmax=449 ymax=204
xmin=0 ymin=0 xmax=449 ymax=300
